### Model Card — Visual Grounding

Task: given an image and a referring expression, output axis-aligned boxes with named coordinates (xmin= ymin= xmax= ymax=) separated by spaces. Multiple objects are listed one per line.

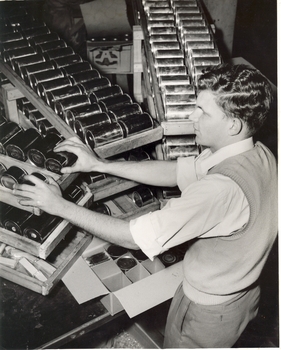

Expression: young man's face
xmin=189 ymin=90 xmax=232 ymax=152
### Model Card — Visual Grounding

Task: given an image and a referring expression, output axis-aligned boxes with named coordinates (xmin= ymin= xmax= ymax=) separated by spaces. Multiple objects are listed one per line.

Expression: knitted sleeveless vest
xmin=182 ymin=142 xmax=278 ymax=302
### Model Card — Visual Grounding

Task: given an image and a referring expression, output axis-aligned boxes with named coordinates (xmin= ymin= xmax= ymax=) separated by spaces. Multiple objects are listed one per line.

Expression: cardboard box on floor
xmin=62 ymin=236 xmax=183 ymax=318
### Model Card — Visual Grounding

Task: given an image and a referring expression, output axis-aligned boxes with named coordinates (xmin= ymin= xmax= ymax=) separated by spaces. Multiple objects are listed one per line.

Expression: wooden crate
xmin=0 ymin=229 xmax=92 ymax=295
xmin=0 ymin=188 xmax=93 ymax=259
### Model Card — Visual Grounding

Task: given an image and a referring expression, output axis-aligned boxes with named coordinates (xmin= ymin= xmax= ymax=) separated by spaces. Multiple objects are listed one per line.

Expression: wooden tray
xmin=0 ymin=229 xmax=91 ymax=295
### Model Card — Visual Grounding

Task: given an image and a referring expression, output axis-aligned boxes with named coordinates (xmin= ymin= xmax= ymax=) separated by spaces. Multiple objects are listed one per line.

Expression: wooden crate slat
xmin=0 ymin=230 xmax=91 ymax=295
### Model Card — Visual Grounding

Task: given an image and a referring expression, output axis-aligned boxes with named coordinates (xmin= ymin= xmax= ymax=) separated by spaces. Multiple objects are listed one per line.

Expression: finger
xmin=18 ymin=197 xmax=36 ymax=207
xmin=46 ymin=176 xmax=58 ymax=186
xmin=21 ymin=175 xmax=46 ymax=187
xmin=60 ymin=164 xmax=80 ymax=174
xmin=54 ymin=137 xmax=84 ymax=150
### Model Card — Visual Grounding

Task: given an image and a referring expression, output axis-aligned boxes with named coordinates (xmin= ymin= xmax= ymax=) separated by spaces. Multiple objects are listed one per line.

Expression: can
xmin=132 ymin=186 xmax=154 ymax=207
xmin=131 ymin=249 xmax=148 ymax=261
xmin=174 ymin=6 xmax=200 ymax=14
xmin=154 ymin=49 xmax=184 ymax=58
xmin=22 ymin=26 xmax=50 ymax=39
xmin=36 ymin=39 xmax=67 ymax=53
xmin=118 ymin=113 xmax=154 ymax=137
xmin=2 ymin=46 xmax=36 ymax=64
xmin=80 ymin=77 xmax=111 ymax=95
xmin=87 ymin=252 xmax=110 ymax=266
xmin=164 ymin=93 xmax=196 ymax=106
xmin=1 ymin=38 xmax=30 ymax=52
xmin=163 ymin=135 xmax=196 ymax=148
xmin=45 ymin=84 xmax=84 ymax=108
xmin=0 ymin=32 xmax=23 ymax=44
xmin=37 ymin=76 xmax=73 ymax=99
xmin=69 ymin=69 xmax=100 ymax=85
xmin=0 ymin=122 xmax=23 ymax=154
xmin=149 ymin=34 xmax=178 ymax=43
xmin=159 ymin=74 xmax=190 ymax=87
xmin=182 ymin=33 xmax=211 ymax=42
xmin=61 ymin=61 xmax=93 ymax=76
xmin=62 ymin=181 xmax=84 ymax=203
xmin=148 ymin=13 xmax=175 ymax=21
xmin=19 ymin=20 xmax=47 ymax=31
xmin=107 ymin=244 xmax=128 ymax=259
xmin=74 ymin=112 xmax=112 ymax=139
xmin=81 ymin=172 xmax=106 ymax=185
xmin=28 ymin=33 xmax=60 ymax=46
xmin=159 ymin=251 xmax=179 ymax=266
xmin=29 ymin=68 xmax=64 ymax=90
xmin=43 ymin=46 xmax=75 ymax=61
xmin=0 ymin=202 xmax=13 ymax=228
xmin=64 ymin=103 xmax=102 ymax=128
xmin=20 ymin=61 xmax=57 ymax=83
xmin=156 ymin=65 xmax=187 ymax=77
xmin=5 ymin=128 xmax=42 ymax=161
xmin=22 ymin=102 xmax=37 ymax=118
xmin=184 ymin=40 xmax=215 ymax=52
xmin=116 ymin=255 xmax=138 ymax=272
xmin=45 ymin=151 xmax=77 ymax=174
xmin=54 ymin=94 xmax=91 ymax=118
xmin=192 ymin=56 xmax=221 ymax=67
xmin=89 ymin=201 xmax=111 ymax=215
xmin=149 ymin=26 xmax=177 ymax=35
xmin=99 ymin=94 xmax=132 ymax=112
xmin=85 ymin=122 xmax=124 ymax=149
xmin=3 ymin=207 xmax=33 ymax=235
xmin=29 ymin=111 xmax=46 ymax=128
xmin=12 ymin=53 xmax=45 ymax=73
xmin=0 ymin=165 xmax=28 ymax=189
xmin=108 ymin=103 xmax=142 ymax=121
xmin=165 ymin=104 xmax=195 ymax=120
xmin=52 ymin=54 xmax=83 ymax=68
xmin=37 ymin=120 xmax=57 ymax=137
xmin=27 ymin=132 xmax=64 ymax=168
xmin=162 ymin=84 xmax=195 ymax=95
xmin=166 ymin=144 xmax=199 ymax=160
xmin=89 ymin=85 xmax=123 ymax=103
xmin=23 ymin=213 xmax=62 ymax=243
xmin=151 ymin=41 xmax=180 ymax=53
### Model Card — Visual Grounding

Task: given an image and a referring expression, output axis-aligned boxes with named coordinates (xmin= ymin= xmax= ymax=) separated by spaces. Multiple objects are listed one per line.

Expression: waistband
xmin=183 ymin=278 xmax=245 ymax=305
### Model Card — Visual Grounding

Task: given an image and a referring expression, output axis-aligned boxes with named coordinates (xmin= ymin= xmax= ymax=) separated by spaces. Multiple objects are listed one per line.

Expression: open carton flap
xmin=113 ymin=262 xmax=183 ymax=318
xmin=62 ymin=256 xmax=109 ymax=304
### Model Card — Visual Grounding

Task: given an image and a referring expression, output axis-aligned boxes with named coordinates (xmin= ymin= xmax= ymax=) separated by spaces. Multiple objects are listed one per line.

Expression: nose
xmin=189 ymin=107 xmax=201 ymax=122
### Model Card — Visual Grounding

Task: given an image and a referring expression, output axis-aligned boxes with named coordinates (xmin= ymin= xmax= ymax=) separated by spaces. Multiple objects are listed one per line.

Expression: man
xmin=14 ymin=64 xmax=277 ymax=348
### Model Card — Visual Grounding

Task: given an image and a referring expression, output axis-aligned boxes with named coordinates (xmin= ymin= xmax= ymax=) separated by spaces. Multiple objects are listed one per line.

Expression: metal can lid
xmin=107 ymin=245 xmax=128 ymax=259
xmin=116 ymin=256 xmax=137 ymax=272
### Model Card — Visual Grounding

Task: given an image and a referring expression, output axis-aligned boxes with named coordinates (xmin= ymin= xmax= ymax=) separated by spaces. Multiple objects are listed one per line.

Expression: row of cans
xmin=0 ymin=14 xmax=156 ymax=149
xmin=0 ymin=172 xmax=85 ymax=242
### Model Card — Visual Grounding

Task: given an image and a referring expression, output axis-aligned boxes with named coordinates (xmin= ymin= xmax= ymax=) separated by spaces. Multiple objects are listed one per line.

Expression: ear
xmin=228 ymin=117 xmax=243 ymax=136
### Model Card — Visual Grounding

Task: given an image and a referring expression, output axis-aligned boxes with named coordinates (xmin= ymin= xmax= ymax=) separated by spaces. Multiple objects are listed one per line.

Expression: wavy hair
xmin=197 ymin=64 xmax=273 ymax=136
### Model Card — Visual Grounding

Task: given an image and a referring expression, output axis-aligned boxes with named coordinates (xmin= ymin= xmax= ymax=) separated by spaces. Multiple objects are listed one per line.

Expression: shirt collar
xmin=196 ymin=138 xmax=254 ymax=177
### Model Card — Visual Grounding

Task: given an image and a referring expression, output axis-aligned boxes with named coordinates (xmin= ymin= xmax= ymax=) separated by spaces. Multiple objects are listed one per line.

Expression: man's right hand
xmin=54 ymin=137 xmax=106 ymax=174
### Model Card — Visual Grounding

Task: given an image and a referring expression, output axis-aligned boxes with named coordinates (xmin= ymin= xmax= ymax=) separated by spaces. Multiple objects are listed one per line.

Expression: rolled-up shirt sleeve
xmin=130 ymin=175 xmax=249 ymax=261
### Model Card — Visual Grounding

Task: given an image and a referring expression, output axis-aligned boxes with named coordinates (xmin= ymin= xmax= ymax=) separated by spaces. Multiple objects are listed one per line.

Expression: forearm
xmin=56 ymin=198 xmax=139 ymax=249
xmin=96 ymin=159 xmax=178 ymax=187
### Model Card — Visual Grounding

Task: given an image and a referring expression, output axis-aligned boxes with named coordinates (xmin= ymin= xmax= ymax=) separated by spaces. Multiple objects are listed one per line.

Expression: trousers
xmin=163 ymin=283 xmax=260 ymax=348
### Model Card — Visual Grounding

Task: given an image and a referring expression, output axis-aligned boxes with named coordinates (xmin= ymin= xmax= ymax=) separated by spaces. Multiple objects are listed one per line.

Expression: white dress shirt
xmin=130 ymin=138 xmax=254 ymax=260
